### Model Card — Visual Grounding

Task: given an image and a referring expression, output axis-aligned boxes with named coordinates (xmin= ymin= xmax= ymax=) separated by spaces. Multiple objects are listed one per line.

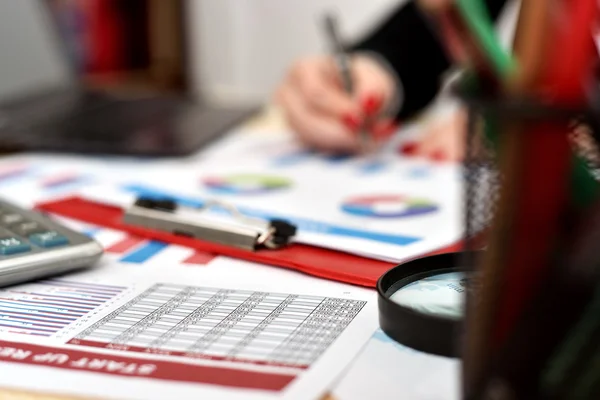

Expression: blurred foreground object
xmin=430 ymin=0 xmax=600 ymax=398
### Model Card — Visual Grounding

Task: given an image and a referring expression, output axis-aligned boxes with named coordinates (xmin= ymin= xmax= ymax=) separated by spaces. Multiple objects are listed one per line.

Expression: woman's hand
xmin=277 ymin=53 xmax=468 ymax=162
xmin=400 ymin=107 xmax=467 ymax=162
xmin=275 ymin=54 xmax=398 ymax=153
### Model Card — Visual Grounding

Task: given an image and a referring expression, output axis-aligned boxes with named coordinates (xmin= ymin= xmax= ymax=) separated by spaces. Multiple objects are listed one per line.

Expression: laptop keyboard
xmin=1 ymin=91 xmax=171 ymax=146
xmin=1 ymin=91 xmax=111 ymax=130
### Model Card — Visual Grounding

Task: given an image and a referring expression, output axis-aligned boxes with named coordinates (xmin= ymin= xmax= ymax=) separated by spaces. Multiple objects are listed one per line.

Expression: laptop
xmin=0 ymin=1 xmax=258 ymax=156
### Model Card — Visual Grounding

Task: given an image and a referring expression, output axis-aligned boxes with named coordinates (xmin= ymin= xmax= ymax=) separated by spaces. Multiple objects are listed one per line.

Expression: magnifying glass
xmin=377 ymin=251 xmax=480 ymax=358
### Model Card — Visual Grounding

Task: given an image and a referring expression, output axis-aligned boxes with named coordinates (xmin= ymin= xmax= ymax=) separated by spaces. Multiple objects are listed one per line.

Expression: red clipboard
xmin=36 ymin=196 xmax=463 ymax=288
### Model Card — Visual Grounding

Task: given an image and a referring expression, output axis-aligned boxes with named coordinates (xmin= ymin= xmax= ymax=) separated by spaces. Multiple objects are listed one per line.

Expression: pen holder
xmin=452 ymin=78 xmax=600 ymax=399
xmin=452 ymin=80 xmax=600 ymax=268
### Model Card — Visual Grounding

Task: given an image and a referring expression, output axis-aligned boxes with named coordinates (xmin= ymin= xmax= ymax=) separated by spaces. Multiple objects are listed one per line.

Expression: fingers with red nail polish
xmin=399 ymin=141 xmax=418 ymax=156
xmin=362 ymin=94 xmax=383 ymax=116
xmin=398 ymin=143 xmax=449 ymax=162
xmin=430 ymin=149 xmax=448 ymax=162
xmin=371 ymin=119 xmax=398 ymax=141
xmin=342 ymin=113 xmax=362 ymax=133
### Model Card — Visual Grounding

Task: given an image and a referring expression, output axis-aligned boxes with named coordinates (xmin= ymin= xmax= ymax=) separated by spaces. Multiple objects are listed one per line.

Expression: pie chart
xmin=341 ymin=195 xmax=438 ymax=218
xmin=202 ymin=174 xmax=292 ymax=195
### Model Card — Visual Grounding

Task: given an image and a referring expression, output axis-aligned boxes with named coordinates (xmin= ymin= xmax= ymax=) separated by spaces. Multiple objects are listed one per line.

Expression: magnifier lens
xmin=388 ymin=271 xmax=467 ymax=320
xmin=377 ymin=252 xmax=480 ymax=357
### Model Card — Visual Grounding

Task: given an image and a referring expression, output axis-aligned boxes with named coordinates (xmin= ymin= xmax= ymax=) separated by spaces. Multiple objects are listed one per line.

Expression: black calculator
xmin=0 ymin=199 xmax=104 ymax=287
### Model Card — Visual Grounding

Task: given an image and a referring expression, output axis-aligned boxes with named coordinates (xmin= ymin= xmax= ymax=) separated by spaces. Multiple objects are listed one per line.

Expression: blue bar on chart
xmin=271 ymin=150 xmax=314 ymax=167
xmin=406 ymin=166 xmax=431 ymax=179
xmin=359 ymin=160 xmax=387 ymax=175
xmin=323 ymin=153 xmax=352 ymax=164
xmin=83 ymin=227 xmax=102 ymax=237
xmin=120 ymin=240 xmax=168 ymax=264
xmin=0 ymin=279 xmax=125 ymax=336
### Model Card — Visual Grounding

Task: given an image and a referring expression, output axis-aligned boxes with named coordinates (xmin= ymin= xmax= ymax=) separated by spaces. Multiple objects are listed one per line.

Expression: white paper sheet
xmin=0 ymin=255 xmax=377 ymax=400
xmin=331 ymin=329 xmax=459 ymax=400
xmin=65 ymin=129 xmax=463 ymax=263
xmin=42 ymin=215 xmax=462 ymax=400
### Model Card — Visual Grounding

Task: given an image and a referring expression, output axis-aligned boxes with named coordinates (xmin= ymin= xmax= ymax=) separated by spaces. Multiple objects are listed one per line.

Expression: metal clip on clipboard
xmin=122 ymin=197 xmax=297 ymax=251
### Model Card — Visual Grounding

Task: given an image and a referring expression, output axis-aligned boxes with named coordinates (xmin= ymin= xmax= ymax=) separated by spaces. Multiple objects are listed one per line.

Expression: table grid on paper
xmin=70 ymin=283 xmax=366 ymax=368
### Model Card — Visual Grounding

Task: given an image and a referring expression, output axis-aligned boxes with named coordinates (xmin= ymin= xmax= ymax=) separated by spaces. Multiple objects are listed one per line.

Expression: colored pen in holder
xmin=453 ymin=75 xmax=600 ymax=399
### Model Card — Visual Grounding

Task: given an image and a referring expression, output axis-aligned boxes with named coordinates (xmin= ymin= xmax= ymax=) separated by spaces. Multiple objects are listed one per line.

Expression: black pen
xmin=322 ymin=13 xmax=370 ymax=149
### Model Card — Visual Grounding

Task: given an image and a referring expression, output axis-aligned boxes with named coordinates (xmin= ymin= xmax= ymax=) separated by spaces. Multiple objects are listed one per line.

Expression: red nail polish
xmin=431 ymin=150 xmax=448 ymax=162
xmin=371 ymin=120 xmax=398 ymax=141
xmin=342 ymin=113 xmax=362 ymax=132
xmin=399 ymin=141 xmax=418 ymax=155
xmin=362 ymin=94 xmax=383 ymax=116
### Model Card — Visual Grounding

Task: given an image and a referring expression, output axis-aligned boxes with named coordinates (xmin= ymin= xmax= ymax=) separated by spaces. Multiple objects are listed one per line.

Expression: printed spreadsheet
xmin=70 ymin=284 xmax=366 ymax=369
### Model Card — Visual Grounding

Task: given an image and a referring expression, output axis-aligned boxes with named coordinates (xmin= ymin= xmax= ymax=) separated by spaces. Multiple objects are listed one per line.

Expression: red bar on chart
xmin=0 ymin=164 xmax=30 ymax=183
xmin=182 ymin=251 xmax=216 ymax=266
xmin=40 ymin=173 xmax=86 ymax=189
xmin=105 ymin=236 xmax=145 ymax=254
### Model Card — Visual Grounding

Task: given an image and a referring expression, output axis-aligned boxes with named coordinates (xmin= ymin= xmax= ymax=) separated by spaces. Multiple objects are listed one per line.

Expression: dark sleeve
xmin=350 ymin=0 xmax=508 ymax=120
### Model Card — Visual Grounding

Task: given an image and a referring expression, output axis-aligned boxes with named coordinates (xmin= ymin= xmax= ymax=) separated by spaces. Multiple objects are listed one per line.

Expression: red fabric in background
xmin=84 ymin=0 xmax=124 ymax=73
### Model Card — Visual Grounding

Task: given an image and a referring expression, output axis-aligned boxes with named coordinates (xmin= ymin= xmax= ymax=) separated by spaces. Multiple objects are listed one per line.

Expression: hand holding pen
xmin=322 ymin=13 xmax=400 ymax=152
xmin=275 ymin=11 xmax=464 ymax=162
xmin=275 ymin=15 xmax=399 ymax=154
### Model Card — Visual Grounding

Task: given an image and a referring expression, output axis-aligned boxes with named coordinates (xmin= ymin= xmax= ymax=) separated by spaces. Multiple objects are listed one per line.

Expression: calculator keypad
xmin=1 ymin=213 xmax=24 ymax=226
xmin=29 ymin=231 xmax=69 ymax=248
xmin=11 ymin=221 xmax=47 ymax=237
xmin=0 ymin=206 xmax=70 ymax=256
xmin=0 ymin=237 xmax=31 ymax=255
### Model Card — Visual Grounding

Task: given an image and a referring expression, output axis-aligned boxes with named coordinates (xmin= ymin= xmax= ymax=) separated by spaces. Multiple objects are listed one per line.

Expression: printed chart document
xmin=0 ymin=153 xmax=162 ymax=208
xmin=0 ymin=258 xmax=377 ymax=400
xmin=0 ymin=124 xmax=463 ymax=264
xmin=75 ymin=130 xmax=463 ymax=264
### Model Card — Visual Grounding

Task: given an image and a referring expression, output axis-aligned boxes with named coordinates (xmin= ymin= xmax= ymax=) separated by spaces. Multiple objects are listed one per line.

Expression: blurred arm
xmin=350 ymin=0 xmax=508 ymax=120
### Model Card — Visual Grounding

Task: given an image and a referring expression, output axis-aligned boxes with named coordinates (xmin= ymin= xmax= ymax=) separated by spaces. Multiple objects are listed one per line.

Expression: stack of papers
xmin=0 ymin=124 xmax=462 ymax=399
xmin=0 ymin=218 xmax=378 ymax=400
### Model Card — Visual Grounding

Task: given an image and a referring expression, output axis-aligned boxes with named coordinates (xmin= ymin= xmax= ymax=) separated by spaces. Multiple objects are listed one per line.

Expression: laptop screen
xmin=0 ymin=1 xmax=72 ymax=103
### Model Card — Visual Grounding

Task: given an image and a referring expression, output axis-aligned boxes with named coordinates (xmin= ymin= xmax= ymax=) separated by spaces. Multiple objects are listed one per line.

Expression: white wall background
xmin=186 ymin=0 xmax=518 ymax=105
xmin=187 ymin=0 xmax=403 ymax=104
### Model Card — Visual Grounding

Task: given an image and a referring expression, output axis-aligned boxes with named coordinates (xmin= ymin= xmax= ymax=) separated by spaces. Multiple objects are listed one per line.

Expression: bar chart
xmin=103 ymin=234 xmax=215 ymax=266
xmin=39 ymin=172 xmax=90 ymax=191
xmin=0 ymin=163 xmax=32 ymax=186
xmin=0 ymin=279 xmax=126 ymax=337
